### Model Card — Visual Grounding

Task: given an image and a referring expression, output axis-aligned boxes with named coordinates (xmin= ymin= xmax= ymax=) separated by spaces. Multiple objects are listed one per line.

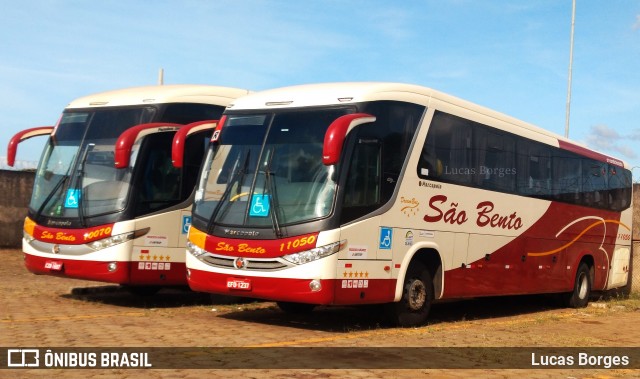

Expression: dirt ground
xmin=1 ymin=248 xmax=639 ymax=378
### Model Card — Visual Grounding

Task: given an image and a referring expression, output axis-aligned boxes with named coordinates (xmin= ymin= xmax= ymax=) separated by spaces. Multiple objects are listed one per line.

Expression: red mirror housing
xmin=171 ymin=120 xmax=218 ymax=168
xmin=114 ymin=122 xmax=182 ymax=168
xmin=7 ymin=126 xmax=54 ymax=167
xmin=322 ymin=113 xmax=376 ymax=165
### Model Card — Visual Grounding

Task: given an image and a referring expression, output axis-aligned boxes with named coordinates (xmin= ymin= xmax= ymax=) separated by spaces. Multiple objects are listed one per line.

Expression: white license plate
xmin=226 ymin=278 xmax=252 ymax=291
xmin=44 ymin=261 xmax=63 ymax=271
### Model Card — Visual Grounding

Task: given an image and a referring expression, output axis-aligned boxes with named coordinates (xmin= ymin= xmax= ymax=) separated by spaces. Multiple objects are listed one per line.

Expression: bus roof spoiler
xmin=7 ymin=126 xmax=54 ymax=167
xmin=171 ymin=120 xmax=219 ymax=168
xmin=322 ymin=113 xmax=376 ymax=165
xmin=114 ymin=122 xmax=183 ymax=168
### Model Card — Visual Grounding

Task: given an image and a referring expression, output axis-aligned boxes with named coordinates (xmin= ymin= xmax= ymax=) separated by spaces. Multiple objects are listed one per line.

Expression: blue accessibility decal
xmin=64 ymin=189 xmax=81 ymax=209
xmin=249 ymin=194 xmax=270 ymax=217
xmin=379 ymin=227 xmax=393 ymax=249
xmin=182 ymin=215 xmax=192 ymax=234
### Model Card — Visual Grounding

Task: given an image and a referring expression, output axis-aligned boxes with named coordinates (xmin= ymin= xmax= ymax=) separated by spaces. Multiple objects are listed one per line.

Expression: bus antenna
xmin=158 ymin=68 xmax=164 ymax=86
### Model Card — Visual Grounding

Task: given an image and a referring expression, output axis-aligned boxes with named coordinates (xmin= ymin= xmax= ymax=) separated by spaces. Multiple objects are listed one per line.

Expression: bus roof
xmin=226 ymin=82 xmax=629 ymax=169
xmin=66 ymin=85 xmax=251 ymax=109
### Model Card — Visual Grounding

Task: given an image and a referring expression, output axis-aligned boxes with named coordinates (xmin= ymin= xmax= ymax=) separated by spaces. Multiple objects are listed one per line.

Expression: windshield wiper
xmin=262 ymin=148 xmax=283 ymax=238
xmin=76 ymin=143 xmax=95 ymax=227
xmin=206 ymin=148 xmax=250 ymax=233
xmin=35 ymin=172 xmax=71 ymax=220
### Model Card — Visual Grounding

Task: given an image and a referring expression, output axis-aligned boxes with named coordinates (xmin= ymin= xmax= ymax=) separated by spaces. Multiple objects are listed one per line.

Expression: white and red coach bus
xmin=185 ymin=82 xmax=632 ymax=325
xmin=8 ymin=85 xmax=250 ymax=294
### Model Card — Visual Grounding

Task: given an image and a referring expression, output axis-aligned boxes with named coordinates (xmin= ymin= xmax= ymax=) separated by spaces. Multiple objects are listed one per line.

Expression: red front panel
xmin=188 ymin=268 xmax=336 ymax=304
xmin=202 ymin=233 xmax=319 ymax=258
xmin=25 ymin=254 xmax=131 ymax=283
xmin=24 ymin=254 xmax=187 ymax=286
xmin=188 ymin=268 xmax=397 ymax=305
xmin=30 ymin=223 xmax=115 ymax=245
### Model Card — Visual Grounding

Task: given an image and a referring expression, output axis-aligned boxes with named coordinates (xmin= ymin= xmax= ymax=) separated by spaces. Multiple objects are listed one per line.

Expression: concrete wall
xmin=0 ymin=170 xmax=34 ymax=247
xmin=632 ymin=184 xmax=640 ymax=294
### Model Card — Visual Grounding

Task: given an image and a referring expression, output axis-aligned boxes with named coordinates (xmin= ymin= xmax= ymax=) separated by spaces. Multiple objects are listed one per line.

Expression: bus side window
xmin=608 ymin=165 xmax=632 ymax=211
xmin=516 ymin=140 xmax=551 ymax=198
xmin=134 ymin=133 xmax=181 ymax=216
xmin=181 ymin=130 xmax=212 ymax=198
xmin=581 ymin=159 xmax=607 ymax=208
xmin=476 ymin=129 xmax=515 ymax=192
xmin=342 ymin=140 xmax=381 ymax=214
xmin=418 ymin=112 xmax=472 ymax=184
xmin=552 ymin=153 xmax=582 ymax=203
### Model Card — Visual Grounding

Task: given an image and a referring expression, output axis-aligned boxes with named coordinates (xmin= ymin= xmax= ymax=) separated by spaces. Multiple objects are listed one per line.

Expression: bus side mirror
xmin=7 ymin=126 xmax=54 ymax=167
xmin=171 ymin=120 xmax=218 ymax=168
xmin=322 ymin=113 xmax=376 ymax=165
xmin=114 ymin=122 xmax=183 ymax=168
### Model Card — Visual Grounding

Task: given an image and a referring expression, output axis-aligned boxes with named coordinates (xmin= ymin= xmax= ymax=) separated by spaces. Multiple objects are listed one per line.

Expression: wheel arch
xmin=394 ymin=243 xmax=444 ymax=302
xmin=579 ymin=253 xmax=595 ymax=284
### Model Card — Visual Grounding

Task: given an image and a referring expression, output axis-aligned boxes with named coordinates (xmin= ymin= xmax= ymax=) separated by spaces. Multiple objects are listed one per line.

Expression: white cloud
xmin=590 ymin=124 xmax=621 ymax=140
xmin=585 ymin=124 xmax=637 ymax=159
xmin=633 ymin=14 xmax=640 ymax=30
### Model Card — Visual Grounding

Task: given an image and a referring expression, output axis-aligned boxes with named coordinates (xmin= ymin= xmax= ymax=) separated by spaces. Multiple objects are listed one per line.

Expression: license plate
xmin=226 ymin=278 xmax=252 ymax=291
xmin=44 ymin=261 xmax=63 ymax=271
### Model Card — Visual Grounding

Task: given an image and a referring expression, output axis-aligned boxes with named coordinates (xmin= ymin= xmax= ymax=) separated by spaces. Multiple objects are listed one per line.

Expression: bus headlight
xmin=23 ymin=230 xmax=35 ymax=243
xmin=87 ymin=232 xmax=134 ymax=251
xmin=187 ymin=241 xmax=207 ymax=257
xmin=282 ymin=240 xmax=345 ymax=265
xmin=86 ymin=228 xmax=148 ymax=251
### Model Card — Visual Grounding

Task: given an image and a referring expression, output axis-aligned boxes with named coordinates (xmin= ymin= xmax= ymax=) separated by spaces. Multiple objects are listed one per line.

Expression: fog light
xmin=309 ymin=279 xmax=322 ymax=292
xmin=107 ymin=262 xmax=117 ymax=272
xmin=186 ymin=269 xmax=191 ymax=278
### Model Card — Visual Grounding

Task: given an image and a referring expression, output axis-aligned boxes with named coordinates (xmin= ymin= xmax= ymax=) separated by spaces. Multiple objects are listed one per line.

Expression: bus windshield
xmin=194 ymin=108 xmax=351 ymax=229
xmin=31 ymin=107 xmax=156 ymax=220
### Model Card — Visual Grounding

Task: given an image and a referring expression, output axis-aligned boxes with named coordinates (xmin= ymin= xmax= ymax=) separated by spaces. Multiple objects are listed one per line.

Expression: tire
xmin=561 ymin=262 xmax=591 ymax=308
xmin=387 ymin=262 xmax=434 ymax=327
xmin=276 ymin=301 xmax=316 ymax=314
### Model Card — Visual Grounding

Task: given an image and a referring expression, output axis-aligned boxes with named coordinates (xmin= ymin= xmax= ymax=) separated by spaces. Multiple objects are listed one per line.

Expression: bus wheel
xmin=562 ymin=263 xmax=591 ymax=308
xmin=276 ymin=301 xmax=316 ymax=314
xmin=387 ymin=262 xmax=433 ymax=327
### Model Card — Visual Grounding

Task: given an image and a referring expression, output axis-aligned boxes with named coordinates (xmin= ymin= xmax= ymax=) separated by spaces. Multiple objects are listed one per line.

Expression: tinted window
xmin=418 ymin=111 xmax=631 ymax=211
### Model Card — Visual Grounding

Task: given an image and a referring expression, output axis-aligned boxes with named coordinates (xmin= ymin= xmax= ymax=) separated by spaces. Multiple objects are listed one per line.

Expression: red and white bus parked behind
xmin=8 ymin=85 xmax=250 ymax=294
xmin=185 ymin=82 xmax=632 ymax=325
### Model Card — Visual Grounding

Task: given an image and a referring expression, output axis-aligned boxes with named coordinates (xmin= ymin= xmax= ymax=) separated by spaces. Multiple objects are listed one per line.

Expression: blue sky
xmin=2 ymin=1 xmax=639 ymax=174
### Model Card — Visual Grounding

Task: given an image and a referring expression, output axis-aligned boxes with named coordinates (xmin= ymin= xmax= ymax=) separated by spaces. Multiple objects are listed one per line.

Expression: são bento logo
xmin=423 ymin=194 xmax=523 ymax=230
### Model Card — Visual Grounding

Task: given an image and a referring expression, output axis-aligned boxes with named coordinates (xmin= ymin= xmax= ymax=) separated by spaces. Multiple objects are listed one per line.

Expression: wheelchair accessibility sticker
xmin=249 ymin=194 xmax=270 ymax=217
xmin=379 ymin=227 xmax=393 ymax=249
xmin=182 ymin=215 xmax=191 ymax=234
xmin=64 ymin=189 xmax=81 ymax=208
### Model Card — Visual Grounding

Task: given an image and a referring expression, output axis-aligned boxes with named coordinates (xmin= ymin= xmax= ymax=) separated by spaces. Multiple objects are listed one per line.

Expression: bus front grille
xmin=201 ymin=254 xmax=289 ymax=271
